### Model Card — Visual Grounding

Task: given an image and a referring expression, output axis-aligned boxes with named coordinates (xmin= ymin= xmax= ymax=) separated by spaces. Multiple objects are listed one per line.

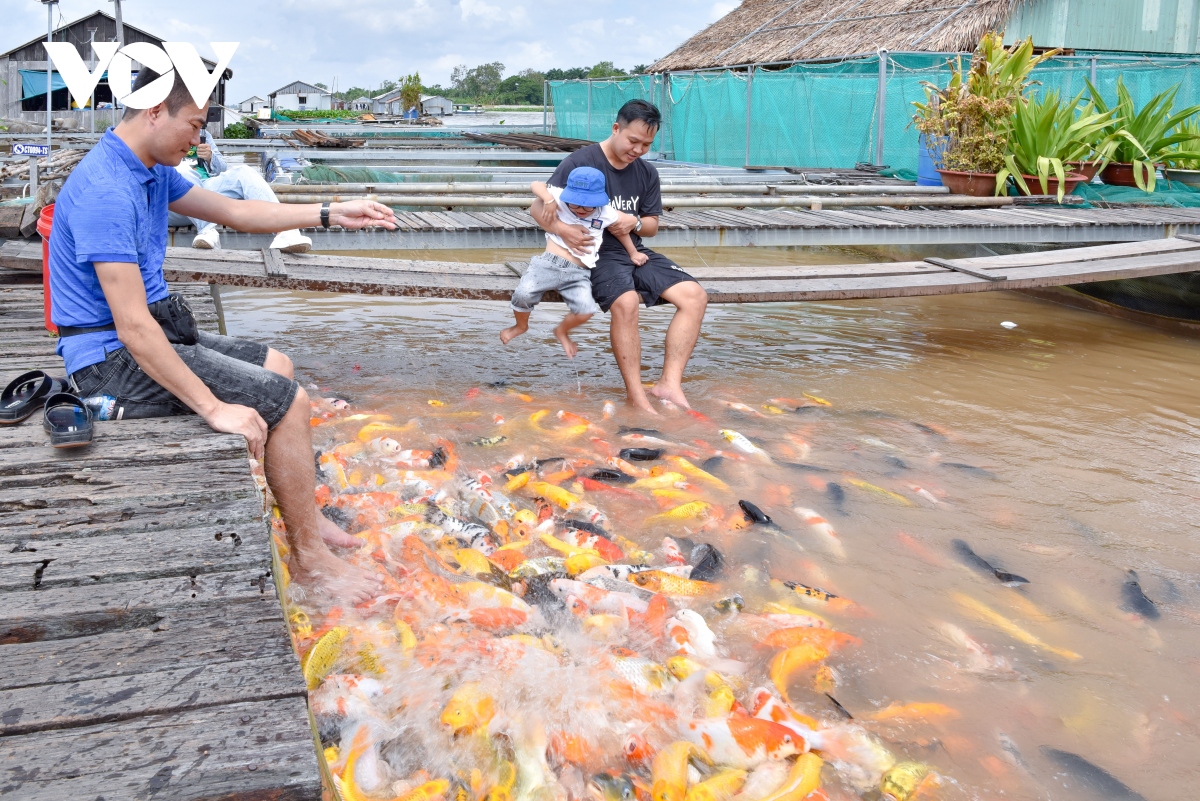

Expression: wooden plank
xmin=1 ymin=495 xmax=266 ymax=544
xmin=925 ymin=256 xmax=1007 ymax=281
xmin=0 ymin=698 xmax=321 ymax=800
xmin=0 ymin=206 xmax=25 ymax=240
xmin=261 ymin=247 xmax=288 ymax=278
xmin=1 ymin=567 xmax=278 ymax=644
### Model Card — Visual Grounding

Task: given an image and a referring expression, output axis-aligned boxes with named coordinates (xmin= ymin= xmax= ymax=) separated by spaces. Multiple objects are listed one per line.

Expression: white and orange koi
xmin=792 ymin=507 xmax=846 ymax=559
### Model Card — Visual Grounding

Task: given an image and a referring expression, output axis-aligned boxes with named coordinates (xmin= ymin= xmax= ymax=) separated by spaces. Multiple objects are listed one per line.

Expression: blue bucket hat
xmin=560 ymin=166 xmax=610 ymax=208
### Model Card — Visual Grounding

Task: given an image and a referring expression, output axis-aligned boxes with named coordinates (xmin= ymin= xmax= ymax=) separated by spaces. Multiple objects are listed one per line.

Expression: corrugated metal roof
xmin=1006 ymin=0 xmax=1200 ymax=54
xmin=270 ymin=81 xmax=331 ymax=97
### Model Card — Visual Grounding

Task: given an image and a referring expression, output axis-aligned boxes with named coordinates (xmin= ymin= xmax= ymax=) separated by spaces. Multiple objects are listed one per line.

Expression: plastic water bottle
xmin=81 ymin=395 xmax=117 ymax=421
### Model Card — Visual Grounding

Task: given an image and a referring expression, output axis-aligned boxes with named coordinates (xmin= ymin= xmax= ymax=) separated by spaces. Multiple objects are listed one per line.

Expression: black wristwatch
xmin=320 ymin=202 xmax=331 ymax=229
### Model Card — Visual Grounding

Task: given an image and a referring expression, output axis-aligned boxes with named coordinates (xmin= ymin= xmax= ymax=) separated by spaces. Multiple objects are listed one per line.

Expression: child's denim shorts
xmin=511 ymin=252 xmax=601 ymax=316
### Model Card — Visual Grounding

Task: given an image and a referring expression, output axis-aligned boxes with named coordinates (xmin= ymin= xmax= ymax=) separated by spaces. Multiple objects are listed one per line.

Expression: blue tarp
xmin=19 ymin=69 xmax=66 ymax=99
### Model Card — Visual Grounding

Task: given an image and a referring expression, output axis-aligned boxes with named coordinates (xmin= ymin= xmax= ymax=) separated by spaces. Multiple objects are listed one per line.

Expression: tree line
xmin=319 ymin=61 xmax=649 ymax=107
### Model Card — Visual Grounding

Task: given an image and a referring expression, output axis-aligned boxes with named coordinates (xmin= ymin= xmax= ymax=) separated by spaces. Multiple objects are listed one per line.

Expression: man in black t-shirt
xmin=538 ymin=100 xmax=707 ymax=413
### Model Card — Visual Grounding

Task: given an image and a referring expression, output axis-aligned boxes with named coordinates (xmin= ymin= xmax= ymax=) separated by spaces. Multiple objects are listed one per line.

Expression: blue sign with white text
xmin=13 ymin=143 xmax=51 ymax=157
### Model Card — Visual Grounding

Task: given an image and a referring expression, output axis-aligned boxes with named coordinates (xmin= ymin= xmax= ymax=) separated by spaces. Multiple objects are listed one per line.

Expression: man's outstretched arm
xmin=94 ymin=261 xmax=268 ymax=459
xmin=169 ymin=189 xmax=397 ymax=234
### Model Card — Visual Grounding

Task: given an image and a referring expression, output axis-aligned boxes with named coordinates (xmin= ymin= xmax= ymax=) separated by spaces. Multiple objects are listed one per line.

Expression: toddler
xmin=501 ymin=166 xmax=647 ymax=357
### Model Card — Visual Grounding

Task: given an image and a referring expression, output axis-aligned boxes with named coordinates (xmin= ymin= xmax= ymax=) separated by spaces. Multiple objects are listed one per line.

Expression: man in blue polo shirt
xmin=50 ymin=68 xmax=394 ymax=602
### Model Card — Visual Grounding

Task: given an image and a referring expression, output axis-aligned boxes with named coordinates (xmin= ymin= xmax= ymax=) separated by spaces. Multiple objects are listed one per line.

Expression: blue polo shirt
xmin=49 ymin=128 xmax=195 ymax=375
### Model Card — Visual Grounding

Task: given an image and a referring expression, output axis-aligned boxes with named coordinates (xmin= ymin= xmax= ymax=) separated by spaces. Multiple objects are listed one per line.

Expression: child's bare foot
xmin=317 ymin=509 xmax=364 ymax=548
xmin=500 ymin=324 xmax=527 ymax=345
xmin=290 ymin=541 xmax=385 ymax=604
xmin=554 ymin=323 xmax=579 ymax=358
xmin=631 ymin=251 xmax=649 ymax=266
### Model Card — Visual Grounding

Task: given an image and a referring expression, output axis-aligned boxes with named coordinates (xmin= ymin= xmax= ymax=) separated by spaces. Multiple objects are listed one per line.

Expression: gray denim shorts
xmin=69 ymin=330 xmax=299 ymax=429
xmin=511 ymin=252 xmax=601 ymax=316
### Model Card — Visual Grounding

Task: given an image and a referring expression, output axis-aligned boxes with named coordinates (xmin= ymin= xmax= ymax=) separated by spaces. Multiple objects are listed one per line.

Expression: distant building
xmin=420 ymin=95 xmax=454 ymax=116
xmin=269 ymin=81 xmax=332 ymax=112
xmin=0 ymin=10 xmax=231 ymax=135
xmin=239 ymin=96 xmax=266 ymax=114
xmin=372 ymin=88 xmax=406 ymax=115
xmin=349 ymin=95 xmax=373 ymax=112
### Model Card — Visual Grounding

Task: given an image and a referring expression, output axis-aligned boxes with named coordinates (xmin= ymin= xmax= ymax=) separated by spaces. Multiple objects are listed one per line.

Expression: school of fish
xmin=270 ymin=387 xmax=1155 ymax=801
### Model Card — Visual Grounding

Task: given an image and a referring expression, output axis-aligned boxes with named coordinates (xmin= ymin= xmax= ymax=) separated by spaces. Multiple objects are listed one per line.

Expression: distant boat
xmin=454 ymin=104 xmax=484 ymax=115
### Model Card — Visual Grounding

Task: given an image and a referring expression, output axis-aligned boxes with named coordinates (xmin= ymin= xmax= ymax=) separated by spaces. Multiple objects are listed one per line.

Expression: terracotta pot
xmin=1065 ymin=160 xmax=1102 ymax=182
xmin=936 ymin=170 xmax=1000 ymax=197
xmin=1100 ymin=162 xmax=1147 ymax=187
xmin=1018 ymin=172 xmax=1088 ymax=198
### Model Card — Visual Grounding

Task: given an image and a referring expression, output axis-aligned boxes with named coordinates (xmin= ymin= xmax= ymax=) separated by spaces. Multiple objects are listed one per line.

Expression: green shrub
xmin=223 ymin=122 xmax=252 ymax=139
xmin=276 ymin=109 xmax=364 ymax=120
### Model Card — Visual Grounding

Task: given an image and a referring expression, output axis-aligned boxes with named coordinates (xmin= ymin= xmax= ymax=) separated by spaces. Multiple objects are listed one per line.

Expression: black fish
xmin=951 ymin=539 xmax=1030 ymax=587
xmin=590 ymin=468 xmax=635 ymax=485
xmin=562 ymin=518 xmax=608 ymax=538
xmin=825 ymin=694 xmax=854 ymax=719
xmin=486 ymin=379 xmax=509 ymax=387
xmin=825 ymin=482 xmax=847 ymax=515
xmin=791 ymin=406 xmax=824 ymax=415
xmin=320 ymin=505 xmax=353 ymax=531
xmin=1039 ymin=747 xmax=1147 ymax=801
xmin=701 ymin=455 xmax=725 ymax=473
xmin=911 ymin=422 xmax=945 ymax=439
xmin=690 ymin=542 xmax=725 ymax=582
xmin=943 ymin=462 xmax=998 ymax=479
xmin=619 ymin=426 xmax=662 ymax=436
xmin=429 ymin=446 xmax=448 ymax=469
xmin=779 ymin=461 xmax=833 ymax=474
xmin=536 ymin=457 xmax=566 ymax=468
xmin=619 ymin=447 xmax=663 ymax=461
xmin=738 ymin=500 xmax=773 ymax=526
xmin=883 ymin=455 xmax=909 ymax=470
xmin=1120 ymin=570 xmax=1160 ymax=620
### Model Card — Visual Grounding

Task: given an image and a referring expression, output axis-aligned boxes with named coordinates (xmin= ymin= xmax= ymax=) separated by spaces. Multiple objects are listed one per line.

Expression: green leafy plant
xmin=1088 ymin=77 xmax=1200 ymax=191
xmin=912 ymin=34 xmax=1059 ymax=177
xmin=1165 ymin=118 xmax=1200 ymax=171
xmin=222 ymin=121 xmax=252 ymax=139
xmin=276 ymin=109 xmax=365 ymax=120
xmin=996 ymin=90 xmax=1116 ymax=200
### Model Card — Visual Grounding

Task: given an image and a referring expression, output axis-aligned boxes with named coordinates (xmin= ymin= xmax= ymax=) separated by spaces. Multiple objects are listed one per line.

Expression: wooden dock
xmin=157 ymin=204 xmax=1200 ymax=251
xmin=7 ymin=237 xmax=1200 ymax=305
xmin=0 ymin=284 xmax=321 ymax=800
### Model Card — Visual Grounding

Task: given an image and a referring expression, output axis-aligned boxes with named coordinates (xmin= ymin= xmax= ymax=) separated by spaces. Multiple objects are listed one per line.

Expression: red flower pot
xmin=936 ymin=170 xmax=1000 ymax=197
xmin=1018 ymin=172 xmax=1088 ymax=197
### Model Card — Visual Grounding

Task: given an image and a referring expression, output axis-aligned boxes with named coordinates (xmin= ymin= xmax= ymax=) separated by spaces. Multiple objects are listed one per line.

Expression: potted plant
xmin=1088 ymin=77 xmax=1200 ymax=191
xmin=996 ymin=90 xmax=1115 ymax=201
xmin=1163 ymin=119 xmax=1200 ymax=188
xmin=913 ymin=35 xmax=1057 ymax=196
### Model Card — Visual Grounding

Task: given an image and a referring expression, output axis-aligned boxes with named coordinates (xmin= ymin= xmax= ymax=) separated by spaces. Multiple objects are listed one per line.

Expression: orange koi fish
xmin=682 ymin=713 xmax=802 ymax=769
xmin=769 ymin=645 xmax=829 ymax=705
xmin=761 ymin=627 xmax=861 ymax=652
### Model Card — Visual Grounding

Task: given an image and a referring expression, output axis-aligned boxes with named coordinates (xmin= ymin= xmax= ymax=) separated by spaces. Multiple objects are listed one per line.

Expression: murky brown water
xmin=221 ymin=249 xmax=1200 ymax=801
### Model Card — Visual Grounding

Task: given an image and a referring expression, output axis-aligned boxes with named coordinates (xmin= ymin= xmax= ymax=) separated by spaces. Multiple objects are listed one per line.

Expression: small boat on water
xmin=453 ymin=103 xmax=485 ymax=115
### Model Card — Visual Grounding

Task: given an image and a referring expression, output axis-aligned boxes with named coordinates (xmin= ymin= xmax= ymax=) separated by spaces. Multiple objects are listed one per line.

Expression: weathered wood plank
xmin=0 ymin=697 xmax=322 ymax=801
xmin=1 ymin=495 xmax=265 ymax=544
xmin=1 ymin=568 xmax=278 ymax=645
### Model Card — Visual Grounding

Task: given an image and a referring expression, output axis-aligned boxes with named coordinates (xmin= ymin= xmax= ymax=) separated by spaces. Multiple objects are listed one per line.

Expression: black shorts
xmin=590 ymin=248 xmax=698 ymax=313
xmin=69 ymin=330 xmax=299 ymax=429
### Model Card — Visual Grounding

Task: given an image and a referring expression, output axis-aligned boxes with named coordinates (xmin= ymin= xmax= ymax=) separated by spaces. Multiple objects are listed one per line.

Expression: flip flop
xmin=1 ymin=370 xmax=66 ymax=425
xmin=43 ymin=391 xmax=94 ymax=448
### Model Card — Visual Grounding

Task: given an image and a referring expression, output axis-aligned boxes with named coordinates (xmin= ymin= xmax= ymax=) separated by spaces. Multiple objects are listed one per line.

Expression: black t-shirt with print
xmin=547 ymin=143 xmax=662 ymax=254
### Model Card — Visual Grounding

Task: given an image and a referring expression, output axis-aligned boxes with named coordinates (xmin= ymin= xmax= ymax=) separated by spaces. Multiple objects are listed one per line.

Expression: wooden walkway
xmin=186 ymin=204 xmax=1200 ymax=251
xmin=7 ymin=237 xmax=1200 ymax=305
xmin=0 ymin=285 xmax=321 ymax=800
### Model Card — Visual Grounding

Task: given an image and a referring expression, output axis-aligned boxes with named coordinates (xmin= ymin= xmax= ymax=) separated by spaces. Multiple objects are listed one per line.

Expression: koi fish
xmin=684 ymin=770 xmax=747 ymax=801
xmin=719 ymin=401 xmax=764 ymax=417
xmin=647 ymin=501 xmax=714 ymax=523
xmin=757 ymin=753 xmax=822 ymax=801
xmin=772 ymin=579 xmax=855 ymax=614
xmin=760 ymin=627 xmax=860 ymax=651
xmin=562 ymin=528 xmax=625 ymax=561
xmin=631 ymin=571 xmax=718 ymax=598
xmin=609 ymin=648 xmax=676 ymax=696
xmin=551 ymin=578 xmax=650 ymax=614
xmin=470 ymin=436 xmax=508 ymax=447
xmin=651 ymin=742 xmax=713 ymax=801
xmin=682 ymin=713 xmax=802 ymax=769
xmin=667 ymin=456 xmax=729 ymax=490
xmin=302 ymin=626 xmax=348 ymax=690
xmin=952 ymin=592 xmax=1080 ymax=661
xmin=845 ymin=477 xmax=912 ymax=506
xmin=936 ymin=622 xmax=1013 ymax=675
xmin=441 ymin=682 xmax=495 ymax=734
xmin=906 ymin=484 xmax=940 ymax=506
xmin=529 ymin=481 xmax=580 ymax=509
xmin=632 ymin=472 xmax=689 ymax=490
xmin=865 ymin=702 xmax=960 ymax=723
xmin=951 ymin=539 xmax=1029 ymax=587
xmin=790 ymin=508 xmax=844 ymax=559
xmin=454 ymin=581 xmax=533 ymax=613
xmin=769 ymin=645 xmax=829 ymax=704
xmin=1121 ymin=569 xmax=1160 ymax=620
xmin=718 ymin=430 xmax=771 ymax=462
xmin=666 ymin=609 xmax=718 ymax=657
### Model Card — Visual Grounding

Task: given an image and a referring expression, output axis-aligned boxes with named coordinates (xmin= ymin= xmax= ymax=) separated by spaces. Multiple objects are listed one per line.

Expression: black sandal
xmin=43 ymin=391 xmax=94 ymax=448
xmin=1 ymin=371 xmax=66 ymax=425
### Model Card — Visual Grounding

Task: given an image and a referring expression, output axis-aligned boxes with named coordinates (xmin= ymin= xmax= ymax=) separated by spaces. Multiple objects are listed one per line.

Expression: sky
xmin=2 ymin=0 xmax=736 ymax=101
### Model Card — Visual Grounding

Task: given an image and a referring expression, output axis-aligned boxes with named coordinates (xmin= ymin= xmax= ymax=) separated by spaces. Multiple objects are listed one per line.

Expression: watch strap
xmin=320 ymin=202 xmax=331 ymax=229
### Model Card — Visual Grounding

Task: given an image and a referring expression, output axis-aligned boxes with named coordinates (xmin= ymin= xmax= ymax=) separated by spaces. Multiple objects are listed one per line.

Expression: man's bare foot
xmin=500 ymin=325 xmax=527 ymax=345
xmin=291 ymin=542 xmax=384 ymax=604
xmin=650 ymin=383 xmax=691 ymax=409
xmin=317 ymin=509 xmax=364 ymax=548
xmin=626 ymin=391 xmax=660 ymax=415
xmin=554 ymin=323 xmax=579 ymax=358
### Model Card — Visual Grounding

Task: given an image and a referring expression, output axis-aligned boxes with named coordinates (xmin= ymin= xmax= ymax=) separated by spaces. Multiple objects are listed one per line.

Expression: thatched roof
xmin=649 ymin=0 xmax=1023 ymax=72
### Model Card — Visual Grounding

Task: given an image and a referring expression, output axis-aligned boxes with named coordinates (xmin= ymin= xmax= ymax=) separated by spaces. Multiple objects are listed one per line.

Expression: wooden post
xmin=28 ymin=157 xmax=39 ymax=198
xmin=875 ymin=49 xmax=888 ymax=166
xmin=744 ymin=66 xmax=754 ymax=168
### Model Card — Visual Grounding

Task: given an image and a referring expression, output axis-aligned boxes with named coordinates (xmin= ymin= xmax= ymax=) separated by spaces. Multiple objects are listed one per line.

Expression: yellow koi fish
xmin=540 ymin=533 xmax=598 ymax=559
xmin=357 ymin=420 xmax=415 ymax=442
xmin=953 ymin=592 xmax=1081 ymax=661
xmin=441 ymin=682 xmax=496 ymax=734
xmin=685 ymin=769 xmax=746 ymax=801
xmin=759 ymin=753 xmax=823 ymax=801
xmin=846 ymin=477 xmax=913 ymax=506
xmin=397 ymin=780 xmax=451 ymax=801
xmin=301 ymin=626 xmax=348 ymax=690
xmin=769 ymin=644 xmax=829 ymax=704
xmin=647 ymin=501 xmax=713 ymax=523
xmin=529 ymin=409 xmax=551 ymax=431
xmin=528 ymin=481 xmax=580 ymax=509
xmin=632 ymin=472 xmax=689 ymax=490
xmin=667 ymin=456 xmax=729 ymax=490
xmin=631 ymin=571 xmax=718 ymax=598
xmin=652 ymin=742 xmax=713 ymax=801
xmin=565 ymin=552 xmax=609 ymax=575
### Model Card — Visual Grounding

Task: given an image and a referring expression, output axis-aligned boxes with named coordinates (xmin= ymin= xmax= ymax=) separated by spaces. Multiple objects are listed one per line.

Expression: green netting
xmin=1073 ymin=179 xmax=1200 ymax=207
xmin=549 ymin=54 xmax=1200 ymax=173
xmin=300 ymin=166 xmax=497 ymax=183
